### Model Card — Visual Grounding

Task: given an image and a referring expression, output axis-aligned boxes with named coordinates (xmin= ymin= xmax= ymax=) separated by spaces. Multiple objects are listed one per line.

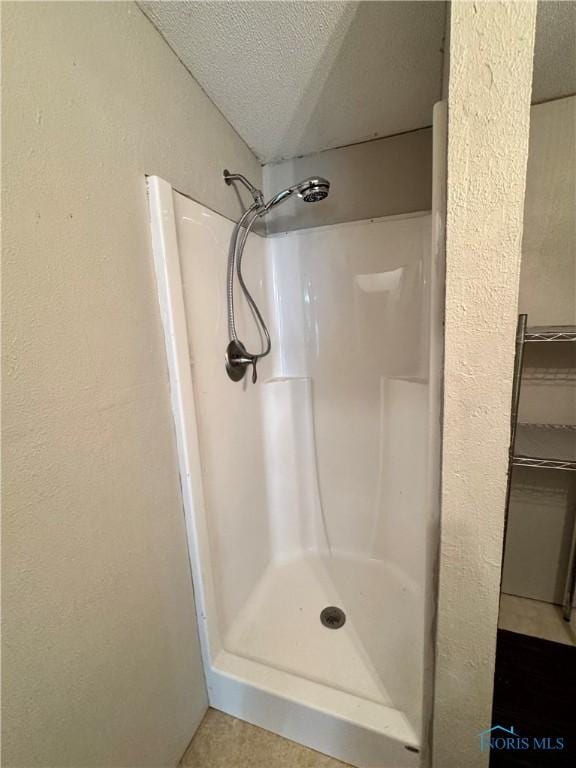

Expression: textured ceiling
xmin=140 ymin=1 xmax=446 ymax=162
xmin=140 ymin=0 xmax=575 ymax=164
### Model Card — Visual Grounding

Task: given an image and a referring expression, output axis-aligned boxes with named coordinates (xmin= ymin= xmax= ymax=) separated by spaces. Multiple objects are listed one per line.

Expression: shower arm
xmin=223 ymin=170 xmax=265 ymax=208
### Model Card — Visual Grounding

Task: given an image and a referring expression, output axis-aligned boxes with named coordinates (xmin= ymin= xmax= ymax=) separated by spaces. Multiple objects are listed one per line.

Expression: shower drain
xmin=320 ymin=606 xmax=346 ymax=630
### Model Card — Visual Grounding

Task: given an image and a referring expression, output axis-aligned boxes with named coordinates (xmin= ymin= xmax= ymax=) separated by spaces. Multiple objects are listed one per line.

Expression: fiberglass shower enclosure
xmin=148 ymin=107 xmax=444 ymax=768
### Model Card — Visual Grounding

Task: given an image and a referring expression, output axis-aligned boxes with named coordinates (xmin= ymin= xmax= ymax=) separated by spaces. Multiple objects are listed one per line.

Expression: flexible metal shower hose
xmin=226 ymin=203 xmax=271 ymax=360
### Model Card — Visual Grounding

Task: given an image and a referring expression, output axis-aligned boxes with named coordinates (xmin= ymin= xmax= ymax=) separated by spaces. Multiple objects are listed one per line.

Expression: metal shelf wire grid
xmin=512 ymin=423 xmax=576 ymax=471
xmin=524 ymin=326 xmax=576 ymax=342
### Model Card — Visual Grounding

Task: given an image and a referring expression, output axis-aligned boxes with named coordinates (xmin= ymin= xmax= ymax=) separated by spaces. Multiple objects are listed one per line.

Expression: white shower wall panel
xmin=173 ymin=193 xmax=273 ymax=637
xmin=268 ymin=214 xmax=432 ymax=564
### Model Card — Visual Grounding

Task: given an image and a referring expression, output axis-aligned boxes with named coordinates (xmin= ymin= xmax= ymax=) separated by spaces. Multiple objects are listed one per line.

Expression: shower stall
xmin=147 ymin=107 xmax=445 ymax=768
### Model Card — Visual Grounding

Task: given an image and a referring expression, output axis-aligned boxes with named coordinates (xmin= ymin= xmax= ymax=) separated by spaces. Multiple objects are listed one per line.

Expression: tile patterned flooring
xmin=498 ymin=593 xmax=575 ymax=646
xmin=491 ymin=629 xmax=576 ymax=767
xmin=180 ymin=709 xmax=351 ymax=768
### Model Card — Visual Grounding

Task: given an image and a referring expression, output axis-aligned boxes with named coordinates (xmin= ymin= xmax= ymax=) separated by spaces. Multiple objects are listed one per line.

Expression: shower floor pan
xmin=208 ymin=554 xmax=421 ymax=767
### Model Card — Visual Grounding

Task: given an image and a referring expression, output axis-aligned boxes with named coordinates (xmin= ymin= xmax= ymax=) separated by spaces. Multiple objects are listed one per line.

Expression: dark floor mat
xmin=490 ymin=629 xmax=576 ymax=767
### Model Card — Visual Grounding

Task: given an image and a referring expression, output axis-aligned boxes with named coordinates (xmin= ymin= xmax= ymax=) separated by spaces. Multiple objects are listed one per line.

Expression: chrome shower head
xmin=262 ymin=176 xmax=330 ymax=212
xmin=223 ymin=170 xmax=330 ymax=214
xmin=295 ymin=177 xmax=330 ymax=203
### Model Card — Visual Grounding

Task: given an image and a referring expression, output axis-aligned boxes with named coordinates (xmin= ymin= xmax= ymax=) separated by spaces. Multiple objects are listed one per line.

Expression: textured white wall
xmin=518 ymin=96 xmax=576 ymax=427
xmin=433 ymin=2 xmax=537 ymax=767
xmin=518 ymin=95 xmax=576 ymax=444
xmin=519 ymin=95 xmax=576 ymax=327
xmin=2 ymin=2 xmax=260 ymax=767
xmin=502 ymin=96 xmax=576 ymax=605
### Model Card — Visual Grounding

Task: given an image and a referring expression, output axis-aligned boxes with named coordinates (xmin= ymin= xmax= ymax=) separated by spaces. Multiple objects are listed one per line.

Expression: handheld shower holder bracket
xmin=223 ymin=169 xmax=264 ymax=208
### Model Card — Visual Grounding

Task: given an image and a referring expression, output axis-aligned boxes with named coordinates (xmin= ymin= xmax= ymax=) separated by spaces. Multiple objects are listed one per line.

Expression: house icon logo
xmin=479 ymin=725 xmax=517 ymax=751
